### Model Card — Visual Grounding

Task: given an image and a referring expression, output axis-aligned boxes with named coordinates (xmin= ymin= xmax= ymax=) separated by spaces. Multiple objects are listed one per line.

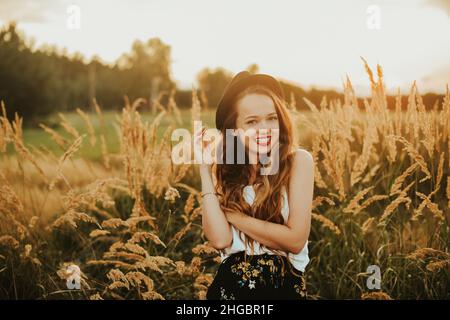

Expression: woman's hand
xmin=193 ymin=126 xmax=222 ymax=173
xmin=221 ymin=206 xmax=245 ymax=224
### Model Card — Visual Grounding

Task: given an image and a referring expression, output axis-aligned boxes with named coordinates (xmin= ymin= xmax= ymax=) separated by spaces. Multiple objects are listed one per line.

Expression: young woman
xmin=194 ymin=71 xmax=314 ymax=300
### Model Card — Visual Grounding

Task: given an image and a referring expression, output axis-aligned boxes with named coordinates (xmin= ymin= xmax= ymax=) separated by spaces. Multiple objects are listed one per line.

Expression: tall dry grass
xmin=0 ymin=62 xmax=449 ymax=299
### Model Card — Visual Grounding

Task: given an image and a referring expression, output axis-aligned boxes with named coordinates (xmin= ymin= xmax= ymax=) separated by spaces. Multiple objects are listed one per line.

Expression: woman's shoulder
xmin=289 ymin=148 xmax=315 ymax=185
xmin=293 ymin=148 xmax=314 ymax=165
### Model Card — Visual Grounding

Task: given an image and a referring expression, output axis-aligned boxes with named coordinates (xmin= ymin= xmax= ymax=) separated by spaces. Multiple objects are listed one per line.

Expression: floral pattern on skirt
xmin=206 ymin=250 xmax=307 ymax=300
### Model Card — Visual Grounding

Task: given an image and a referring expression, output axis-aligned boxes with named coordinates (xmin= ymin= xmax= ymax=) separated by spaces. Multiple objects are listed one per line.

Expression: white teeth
xmin=256 ymin=136 xmax=271 ymax=145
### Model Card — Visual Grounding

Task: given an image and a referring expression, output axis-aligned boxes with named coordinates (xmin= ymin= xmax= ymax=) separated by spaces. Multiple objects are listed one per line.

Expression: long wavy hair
xmin=213 ymin=84 xmax=301 ymax=276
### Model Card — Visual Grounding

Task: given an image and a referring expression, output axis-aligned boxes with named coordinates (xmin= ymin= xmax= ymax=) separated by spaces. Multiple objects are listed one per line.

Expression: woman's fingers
xmin=193 ymin=127 xmax=209 ymax=164
xmin=193 ymin=127 xmax=224 ymax=165
xmin=194 ymin=127 xmax=207 ymax=144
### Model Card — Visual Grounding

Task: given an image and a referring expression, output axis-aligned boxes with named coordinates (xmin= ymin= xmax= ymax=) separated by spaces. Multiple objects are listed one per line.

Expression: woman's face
xmin=235 ymin=93 xmax=280 ymax=157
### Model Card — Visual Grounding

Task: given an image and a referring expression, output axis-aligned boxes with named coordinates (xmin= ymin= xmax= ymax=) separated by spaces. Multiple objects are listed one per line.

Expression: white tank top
xmin=219 ymin=184 xmax=310 ymax=272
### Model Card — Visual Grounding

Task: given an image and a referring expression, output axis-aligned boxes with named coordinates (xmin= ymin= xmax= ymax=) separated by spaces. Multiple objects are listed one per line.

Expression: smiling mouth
xmin=255 ymin=135 xmax=271 ymax=146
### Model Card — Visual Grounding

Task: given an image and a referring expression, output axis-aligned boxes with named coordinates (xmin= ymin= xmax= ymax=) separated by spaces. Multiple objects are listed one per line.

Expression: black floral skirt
xmin=206 ymin=250 xmax=307 ymax=300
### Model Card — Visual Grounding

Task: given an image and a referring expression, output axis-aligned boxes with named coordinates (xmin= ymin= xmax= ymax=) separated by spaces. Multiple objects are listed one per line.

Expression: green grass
xmin=12 ymin=108 xmax=217 ymax=161
xmin=13 ymin=107 xmax=317 ymax=161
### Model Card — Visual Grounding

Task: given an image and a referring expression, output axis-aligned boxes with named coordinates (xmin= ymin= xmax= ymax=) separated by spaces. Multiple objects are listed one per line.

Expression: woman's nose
xmin=255 ymin=120 xmax=272 ymax=130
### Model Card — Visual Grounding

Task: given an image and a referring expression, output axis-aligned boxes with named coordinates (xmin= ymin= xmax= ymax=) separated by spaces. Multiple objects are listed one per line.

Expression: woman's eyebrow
xmin=244 ymin=112 xmax=277 ymax=120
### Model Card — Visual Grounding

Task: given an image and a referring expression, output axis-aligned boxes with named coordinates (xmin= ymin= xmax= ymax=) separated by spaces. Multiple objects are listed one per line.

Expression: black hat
xmin=215 ymin=71 xmax=285 ymax=129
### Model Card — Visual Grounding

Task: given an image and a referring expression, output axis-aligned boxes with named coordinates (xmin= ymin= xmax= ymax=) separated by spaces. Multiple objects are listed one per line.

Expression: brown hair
xmin=214 ymin=84 xmax=302 ymax=276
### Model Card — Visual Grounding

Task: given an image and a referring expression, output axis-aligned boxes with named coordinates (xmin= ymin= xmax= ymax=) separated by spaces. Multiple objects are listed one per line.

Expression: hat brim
xmin=215 ymin=73 xmax=285 ymax=129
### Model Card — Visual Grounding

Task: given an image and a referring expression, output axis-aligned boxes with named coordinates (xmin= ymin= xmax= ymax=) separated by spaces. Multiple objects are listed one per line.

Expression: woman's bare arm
xmin=225 ymin=149 xmax=314 ymax=254
xmin=200 ymin=166 xmax=233 ymax=249
xmin=194 ymin=127 xmax=232 ymax=250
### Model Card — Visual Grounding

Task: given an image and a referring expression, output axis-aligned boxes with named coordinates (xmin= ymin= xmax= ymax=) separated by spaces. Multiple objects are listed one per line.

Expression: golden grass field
xmin=0 ymin=63 xmax=449 ymax=299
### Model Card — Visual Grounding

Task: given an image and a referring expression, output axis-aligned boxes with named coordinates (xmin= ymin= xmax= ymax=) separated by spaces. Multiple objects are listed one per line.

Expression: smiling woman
xmin=195 ymin=71 xmax=314 ymax=300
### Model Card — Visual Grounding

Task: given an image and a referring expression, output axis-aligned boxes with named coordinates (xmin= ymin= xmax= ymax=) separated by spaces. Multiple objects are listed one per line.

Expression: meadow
xmin=0 ymin=63 xmax=449 ymax=299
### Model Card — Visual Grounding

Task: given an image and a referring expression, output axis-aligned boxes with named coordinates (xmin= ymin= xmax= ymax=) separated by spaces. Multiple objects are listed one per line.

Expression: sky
xmin=0 ymin=0 xmax=449 ymax=95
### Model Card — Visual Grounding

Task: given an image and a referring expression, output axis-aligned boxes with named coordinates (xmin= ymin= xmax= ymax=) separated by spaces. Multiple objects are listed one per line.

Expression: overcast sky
xmin=0 ymin=0 xmax=449 ymax=94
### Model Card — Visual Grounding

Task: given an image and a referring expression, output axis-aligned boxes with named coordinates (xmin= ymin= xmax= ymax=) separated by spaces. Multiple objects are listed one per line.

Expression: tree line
xmin=0 ymin=22 xmax=444 ymax=126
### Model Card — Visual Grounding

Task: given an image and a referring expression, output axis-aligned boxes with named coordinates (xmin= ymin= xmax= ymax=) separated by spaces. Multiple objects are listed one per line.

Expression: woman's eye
xmin=268 ymin=116 xmax=278 ymax=120
xmin=246 ymin=120 xmax=256 ymax=125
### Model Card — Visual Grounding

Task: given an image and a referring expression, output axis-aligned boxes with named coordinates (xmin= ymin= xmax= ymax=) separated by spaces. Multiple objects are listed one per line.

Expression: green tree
xmin=118 ymin=38 xmax=174 ymax=107
xmin=197 ymin=67 xmax=232 ymax=110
